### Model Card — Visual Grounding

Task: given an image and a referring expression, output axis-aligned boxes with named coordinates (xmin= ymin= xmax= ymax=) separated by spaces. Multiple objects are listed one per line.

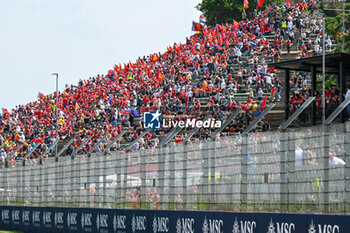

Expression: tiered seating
xmin=0 ymin=0 xmax=325 ymax=159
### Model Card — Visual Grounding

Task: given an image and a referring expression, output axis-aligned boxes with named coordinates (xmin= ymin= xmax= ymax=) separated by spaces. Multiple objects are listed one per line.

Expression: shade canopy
xmin=269 ymin=52 xmax=350 ymax=74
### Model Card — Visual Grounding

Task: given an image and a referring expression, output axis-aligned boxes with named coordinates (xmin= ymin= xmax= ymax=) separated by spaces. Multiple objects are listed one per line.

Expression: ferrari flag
xmin=192 ymin=21 xmax=204 ymax=32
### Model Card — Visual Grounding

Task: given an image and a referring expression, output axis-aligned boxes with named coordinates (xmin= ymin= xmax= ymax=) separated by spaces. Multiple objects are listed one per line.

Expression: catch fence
xmin=1 ymin=123 xmax=349 ymax=214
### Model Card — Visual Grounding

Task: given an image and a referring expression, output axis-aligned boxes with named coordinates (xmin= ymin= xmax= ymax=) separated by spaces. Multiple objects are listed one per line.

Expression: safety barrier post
xmin=287 ymin=131 xmax=296 ymax=211
xmin=211 ymin=110 xmax=241 ymax=140
xmin=140 ymin=150 xmax=146 ymax=209
xmin=22 ymin=143 xmax=41 ymax=167
xmin=87 ymin=133 xmax=109 ymax=157
xmin=243 ymin=104 xmax=276 ymax=135
xmin=182 ymin=143 xmax=188 ymax=209
xmin=323 ymin=127 xmax=330 ymax=212
xmin=39 ymin=141 xmax=58 ymax=165
xmin=125 ymin=130 xmax=150 ymax=152
xmin=55 ymin=138 xmax=75 ymax=162
xmin=240 ymin=134 xmax=248 ymax=211
xmin=5 ymin=145 xmax=22 ymax=168
xmin=168 ymin=146 xmax=175 ymax=209
xmin=280 ymin=97 xmax=315 ymax=130
xmin=202 ymin=141 xmax=209 ymax=210
xmin=183 ymin=115 xmax=211 ymax=145
xmin=103 ymin=130 xmax=126 ymax=155
xmin=280 ymin=131 xmax=288 ymax=211
xmin=71 ymin=136 xmax=92 ymax=159
xmin=345 ymin=122 xmax=350 ymax=213
xmin=123 ymin=152 xmax=129 ymax=209
xmin=158 ymin=147 xmax=165 ymax=209
xmin=116 ymin=151 xmax=122 ymax=208
xmin=209 ymin=141 xmax=215 ymax=210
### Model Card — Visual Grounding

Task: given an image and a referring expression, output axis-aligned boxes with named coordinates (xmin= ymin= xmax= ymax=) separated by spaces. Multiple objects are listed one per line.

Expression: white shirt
xmin=295 ymin=147 xmax=303 ymax=167
xmin=266 ymin=76 xmax=272 ymax=85
xmin=221 ymin=82 xmax=226 ymax=90
xmin=330 ymin=157 xmax=346 ymax=166
xmin=345 ymin=90 xmax=350 ymax=99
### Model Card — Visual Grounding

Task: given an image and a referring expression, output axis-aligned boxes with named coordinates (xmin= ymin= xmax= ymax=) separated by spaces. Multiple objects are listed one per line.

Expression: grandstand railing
xmin=0 ymin=123 xmax=349 ymax=214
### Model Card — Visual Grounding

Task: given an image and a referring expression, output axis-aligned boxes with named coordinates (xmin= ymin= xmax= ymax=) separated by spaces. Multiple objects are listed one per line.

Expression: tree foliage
xmin=195 ymin=0 xmax=283 ymax=26
xmin=324 ymin=3 xmax=350 ymax=52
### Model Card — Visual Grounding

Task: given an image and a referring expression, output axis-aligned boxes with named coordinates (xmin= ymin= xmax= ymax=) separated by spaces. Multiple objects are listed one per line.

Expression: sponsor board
xmin=0 ymin=206 xmax=349 ymax=233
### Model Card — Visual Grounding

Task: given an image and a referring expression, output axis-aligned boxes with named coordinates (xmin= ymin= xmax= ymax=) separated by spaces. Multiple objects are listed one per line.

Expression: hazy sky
xmin=0 ymin=0 xmax=201 ymax=110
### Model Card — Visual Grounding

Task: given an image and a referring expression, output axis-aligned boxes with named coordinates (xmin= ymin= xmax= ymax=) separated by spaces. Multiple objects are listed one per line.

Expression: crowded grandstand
xmin=0 ymin=0 xmax=341 ymax=162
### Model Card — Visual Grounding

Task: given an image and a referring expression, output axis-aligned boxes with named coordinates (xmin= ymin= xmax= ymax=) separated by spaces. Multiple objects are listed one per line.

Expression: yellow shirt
xmin=282 ymin=21 xmax=287 ymax=28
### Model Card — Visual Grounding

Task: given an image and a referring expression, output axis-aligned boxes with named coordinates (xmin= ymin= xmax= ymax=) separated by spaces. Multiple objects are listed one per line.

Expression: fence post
xmin=58 ymin=161 xmax=63 ymax=207
xmin=86 ymin=152 xmax=92 ymax=207
xmin=182 ymin=144 xmax=188 ymax=209
xmin=123 ymin=152 xmax=129 ymax=209
xmin=168 ymin=146 xmax=175 ymax=209
xmin=2 ymin=168 xmax=6 ymax=204
xmin=16 ymin=163 xmax=21 ymax=205
xmin=43 ymin=162 xmax=47 ymax=206
xmin=116 ymin=151 xmax=122 ymax=208
xmin=103 ymin=153 xmax=107 ymax=208
xmin=54 ymin=157 xmax=58 ymax=206
xmin=280 ymin=131 xmax=288 ymax=211
xmin=323 ymin=127 xmax=330 ymax=212
xmin=20 ymin=164 xmax=25 ymax=205
xmin=345 ymin=122 xmax=350 ymax=213
xmin=158 ymin=147 xmax=165 ymax=209
xmin=71 ymin=157 xmax=75 ymax=207
xmin=202 ymin=141 xmax=209 ymax=210
xmin=97 ymin=155 xmax=102 ymax=208
xmin=140 ymin=150 xmax=146 ymax=209
xmin=210 ymin=140 xmax=216 ymax=210
xmin=240 ymin=134 xmax=248 ymax=211
xmin=287 ymin=131 xmax=296 ymax=211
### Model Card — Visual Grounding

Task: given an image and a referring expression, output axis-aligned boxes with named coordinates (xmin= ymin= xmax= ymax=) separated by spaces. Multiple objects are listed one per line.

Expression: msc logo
xmin=144 ymin=111 xmax=161 ymax=129
xmin=202 ymin=216 xmax=223 ymax=233
xmin=232 ymin=217 xmax=256 ymax=233
xmin=308 ymin=220 xmax=339 ymax=233
xmin=152 ymin=215 xmax=169 ymax=233
xmin=176 ymin=217 xmax=195 ymax=233
xmin=267 ymin=219 xmax=295 ymax=233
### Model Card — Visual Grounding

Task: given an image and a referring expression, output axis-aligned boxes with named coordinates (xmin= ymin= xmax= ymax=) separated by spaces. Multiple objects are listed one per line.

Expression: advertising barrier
xmin=0 ymin=205 xmax=348 ymax=233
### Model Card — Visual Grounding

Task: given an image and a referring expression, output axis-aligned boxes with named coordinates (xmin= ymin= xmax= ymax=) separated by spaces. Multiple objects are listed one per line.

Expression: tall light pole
xmin=52 ymin=73 xmax=59 ymax=158
xmin=322 ymin=16 xmax=326 ymax=126
xmin=343 ymin=0 xmax=345 ymax=52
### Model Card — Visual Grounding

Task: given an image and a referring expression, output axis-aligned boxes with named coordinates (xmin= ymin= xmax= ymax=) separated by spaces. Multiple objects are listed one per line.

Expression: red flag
xmin=260 ymin=95 xmax=267 ymax=111
xmin=257 ymin=0 xmax=265 ymax=7
xmin=129 ymin=62 xmax=134 ymax=69
xmin=216 ymin=24 xmax=224 ymax=32
xmin=37 ymin=92 xmax=45 ymax=100
xmin=2 ymin=108 xmax=9 ymax=114
xmin=267 ymin=67 xmax=275 ymax=73
xmin=151 ymin=54 xmax=159 ymax=62
xmin=286 ymin=0 xmax=291 ymax=5
xmin=147 ymin=67 xmax=153 ymax=78
xmin=124 ymin=64 xmax=129 ymax=74
xmin=156 ymin=69 xmax=163 ymax=82
xmin=192 ymin=21 xmax=204 ymax=32
xmin=233 ymin=20 xmax=239 ymax=27
xmin=244 ymin=0 xmax=249 ymax=9
xmin=114 ymin=64 xmax=120 ymax=73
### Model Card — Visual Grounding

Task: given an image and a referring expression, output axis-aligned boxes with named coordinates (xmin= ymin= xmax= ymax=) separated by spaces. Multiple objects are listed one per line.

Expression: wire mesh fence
xmin=0 ymin=123 xmax=349 ymax=213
